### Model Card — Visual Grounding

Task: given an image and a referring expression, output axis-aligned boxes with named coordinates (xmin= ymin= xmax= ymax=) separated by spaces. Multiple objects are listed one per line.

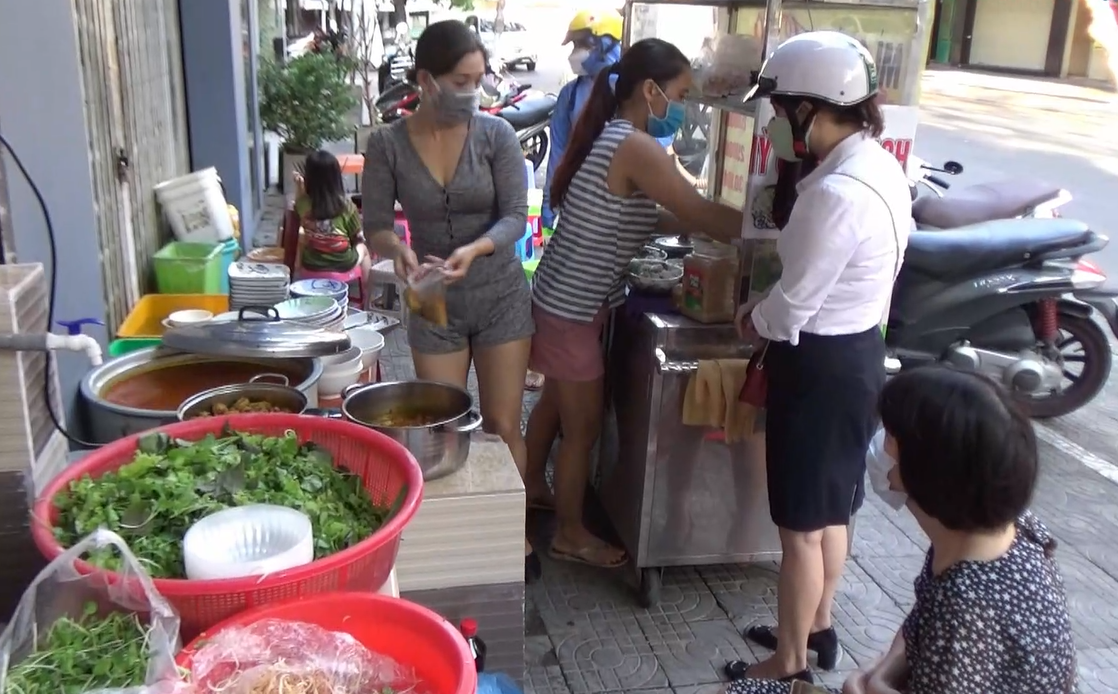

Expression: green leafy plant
xmin=53 ymin=428 xmax=400 ymax=578
xmin=3 ymin=603 xmax=151 ymax=694
xmin=258 ymin=52 xmax=358 ymax=152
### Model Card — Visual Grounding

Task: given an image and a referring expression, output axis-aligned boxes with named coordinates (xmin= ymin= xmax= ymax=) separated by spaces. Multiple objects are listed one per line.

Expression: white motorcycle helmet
xmin=746 ymin=31 xmax=879 ymax=157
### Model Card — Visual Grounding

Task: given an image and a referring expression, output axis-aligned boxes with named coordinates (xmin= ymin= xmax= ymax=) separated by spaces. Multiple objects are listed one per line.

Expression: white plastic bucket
xmin=154 ymin=167 xmax=235 ymax=244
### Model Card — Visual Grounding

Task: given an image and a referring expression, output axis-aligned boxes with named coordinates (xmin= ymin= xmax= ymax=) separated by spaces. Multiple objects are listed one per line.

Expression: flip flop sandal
xmin=548 ymin=543 xmax=628 ymax=569
xmin=527 ymin=499 xmax=555 ymax=512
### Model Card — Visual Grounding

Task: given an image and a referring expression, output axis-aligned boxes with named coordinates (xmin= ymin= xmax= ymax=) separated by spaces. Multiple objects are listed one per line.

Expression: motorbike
xmin=374 ymin=63 xmax=556 ymax=170
xmin=908 ymin=156 xmax=1073 ymax=228
xmin=378 ymin=43 xmax=415 ymax=94
xmin=886 ymin=215 xmax=1118 ymax=418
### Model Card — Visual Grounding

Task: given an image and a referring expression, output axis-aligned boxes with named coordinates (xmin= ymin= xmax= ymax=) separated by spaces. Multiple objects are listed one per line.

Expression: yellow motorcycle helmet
xmin=591 ymin=10 xmax=623 ymax=42
xmin=563 ymin=9 xmax=596 ymax=45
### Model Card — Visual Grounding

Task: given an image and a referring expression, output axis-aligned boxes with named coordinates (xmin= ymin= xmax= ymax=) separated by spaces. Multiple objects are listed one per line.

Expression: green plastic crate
xmin=153 ymin=242 xmax=224 ymax=294
xmin=108 ymin=338 xmax=161 ymax=357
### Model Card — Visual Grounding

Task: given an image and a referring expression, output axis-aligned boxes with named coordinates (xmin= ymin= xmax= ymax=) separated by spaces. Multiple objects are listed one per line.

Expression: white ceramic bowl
xmin=167 ymin=309 xmax=213 ymax=326
xmin=182 ymin=504 xmax=313 ymax=581
xmin=319 ymin=345 xmax=362 ymax=373
xmin=346 ymin=325 xmax=385 ymax=370
xmin=318 ymin=359 xmax=364 ymax=397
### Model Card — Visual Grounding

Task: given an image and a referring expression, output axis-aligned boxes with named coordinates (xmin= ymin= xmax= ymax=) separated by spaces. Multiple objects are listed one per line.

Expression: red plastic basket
xmin=31 ymin=414 xmax=424 ymax=639
xmin=177 ymin=593 xmax=477 ymax=694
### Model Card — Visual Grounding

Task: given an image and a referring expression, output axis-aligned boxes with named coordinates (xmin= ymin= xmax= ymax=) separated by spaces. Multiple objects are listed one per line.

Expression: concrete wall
xmin=179 ymin=0 xmax=261 ymax=248
xmin=0 ymin=0 xmax=109 ymax=426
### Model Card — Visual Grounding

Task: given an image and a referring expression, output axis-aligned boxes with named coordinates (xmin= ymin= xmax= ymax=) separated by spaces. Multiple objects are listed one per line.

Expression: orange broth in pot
xmin=101 ymin=359 xmax=307 ymax=411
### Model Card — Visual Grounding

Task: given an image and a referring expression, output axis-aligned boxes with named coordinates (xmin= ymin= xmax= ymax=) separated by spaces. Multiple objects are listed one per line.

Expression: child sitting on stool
xmin=295 ymin=150 xmax=372 ymax=282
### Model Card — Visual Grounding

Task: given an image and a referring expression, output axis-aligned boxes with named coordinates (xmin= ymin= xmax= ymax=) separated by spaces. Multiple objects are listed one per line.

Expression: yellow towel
xmin=681 ymin=359 xmax=757 ymax=443
xmin=718 ymin=359 xmax=756 ymax=444
xmin=682 ymin=360 xmax=725 ymax=428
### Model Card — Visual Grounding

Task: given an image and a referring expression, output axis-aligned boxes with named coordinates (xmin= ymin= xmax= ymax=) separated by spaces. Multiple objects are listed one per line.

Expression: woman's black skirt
xmin=764 ymin=326 xmax=886 ymax=532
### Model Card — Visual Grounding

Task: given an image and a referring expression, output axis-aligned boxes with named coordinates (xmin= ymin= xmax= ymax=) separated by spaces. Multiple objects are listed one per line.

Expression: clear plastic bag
xmin=186 ymin=619 xmax=420 ymax=694
xmin=0 ymin=528 xmax=182 ymax=694
xmin=405 ymin=263 xmax=449 ymax=326
xmin=695 ymin=34 xmax=764 ymax=98
xmin=478 ymin=673 xmax=523 ymax=694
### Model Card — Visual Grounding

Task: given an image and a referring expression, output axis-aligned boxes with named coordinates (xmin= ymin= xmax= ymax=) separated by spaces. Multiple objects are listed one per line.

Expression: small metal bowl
xmin=628 ymin=259 xmax=684 ymax=294
xmin=183 ymin=504 xmax=314 ymax=580
xmin=176 ymin=382 xmax=309 ymax=421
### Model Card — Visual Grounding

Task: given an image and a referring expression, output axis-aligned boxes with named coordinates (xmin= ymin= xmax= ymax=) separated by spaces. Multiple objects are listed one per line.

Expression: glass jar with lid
xmin=680 ymin=239 xmax=738 ymax=324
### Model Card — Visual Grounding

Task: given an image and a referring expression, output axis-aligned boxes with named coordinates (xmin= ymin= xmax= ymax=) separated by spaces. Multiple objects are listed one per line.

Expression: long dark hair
xmin=408 ymin=19 xmax=487 ymax=82
xmin=550 ymin=38 xmax=690 ymax=209
xmin=302 ymin=149 xmax=346 ymax=220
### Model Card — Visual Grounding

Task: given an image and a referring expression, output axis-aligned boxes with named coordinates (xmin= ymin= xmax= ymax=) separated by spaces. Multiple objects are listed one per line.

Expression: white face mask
xmin=866 ymin=429 xmax=907 ymax=511
xmin=568 ymin=48 xmax=590 ymax=76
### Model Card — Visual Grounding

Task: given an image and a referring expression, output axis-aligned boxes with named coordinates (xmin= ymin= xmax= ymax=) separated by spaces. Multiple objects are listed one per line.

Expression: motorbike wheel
xmin=1020 ymin=312 xmax=1112 ymax=419
xmin=523 ymin=130 xmax=549 ymax=171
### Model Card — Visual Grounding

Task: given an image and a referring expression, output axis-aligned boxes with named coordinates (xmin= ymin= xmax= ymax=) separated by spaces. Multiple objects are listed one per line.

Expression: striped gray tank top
xmin=532 ymin=119 xmax=660 ymax=322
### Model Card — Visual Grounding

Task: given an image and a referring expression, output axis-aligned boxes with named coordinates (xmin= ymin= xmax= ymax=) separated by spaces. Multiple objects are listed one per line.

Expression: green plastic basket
xmin=153 ymin=242 xmax=224 ymax=294
xmin=108 ymin=338 xmax=161 ymax=357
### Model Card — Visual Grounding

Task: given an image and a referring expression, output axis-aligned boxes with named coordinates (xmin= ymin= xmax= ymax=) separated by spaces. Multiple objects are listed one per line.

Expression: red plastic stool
xmin=296 ymin=264 xmax=367 ymax=308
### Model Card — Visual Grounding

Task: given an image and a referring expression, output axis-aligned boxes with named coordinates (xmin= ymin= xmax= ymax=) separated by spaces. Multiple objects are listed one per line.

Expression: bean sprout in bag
xmin=0 ymin=529 xmax=183 ymax=694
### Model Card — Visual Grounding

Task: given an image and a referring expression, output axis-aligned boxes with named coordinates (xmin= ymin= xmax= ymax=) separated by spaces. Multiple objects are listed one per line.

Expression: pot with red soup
xmin=80 ymin=310 xmax=352 ymax=443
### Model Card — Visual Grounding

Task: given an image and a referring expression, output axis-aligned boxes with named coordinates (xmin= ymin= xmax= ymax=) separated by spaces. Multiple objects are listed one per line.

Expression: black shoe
xmin=525 ymin=551 xmax=542 ymax=583
xmin=744 ymin=625 xmax=840 ymax=671
xmin=723 ymin=660 xmax=815 ymax=684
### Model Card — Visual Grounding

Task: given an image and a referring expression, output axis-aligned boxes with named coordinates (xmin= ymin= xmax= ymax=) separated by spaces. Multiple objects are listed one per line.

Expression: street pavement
xmin=269 ymin=45 xmax=1118 ymax=692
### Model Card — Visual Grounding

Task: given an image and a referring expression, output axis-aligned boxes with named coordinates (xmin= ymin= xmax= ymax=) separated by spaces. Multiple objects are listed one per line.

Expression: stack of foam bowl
xmin=345 ymin=323 xmax=386 ymax=377
xmin=183 ymin=505 xmax=314 ymax=581
xmin=318 ymin=345 xmax=365 ymax=396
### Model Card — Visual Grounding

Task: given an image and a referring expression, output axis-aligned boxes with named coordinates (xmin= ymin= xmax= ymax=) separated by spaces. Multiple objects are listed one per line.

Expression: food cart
xmin=596 ymin=0 xmax=932 ymax=607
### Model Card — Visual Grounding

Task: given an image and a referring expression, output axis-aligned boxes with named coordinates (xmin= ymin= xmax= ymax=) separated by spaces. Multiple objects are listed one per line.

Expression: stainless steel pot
xmin=81 ymin=347 xmax=323 ymax=444
xmin=339 ymin=380 xmax=483 ymax=481
xmin=177 ymin=381 xmax=311 ymax=421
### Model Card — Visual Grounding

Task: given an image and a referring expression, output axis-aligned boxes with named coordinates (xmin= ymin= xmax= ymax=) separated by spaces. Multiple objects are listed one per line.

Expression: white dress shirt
xmin=752 ymin=133 xmax=912 ymax=346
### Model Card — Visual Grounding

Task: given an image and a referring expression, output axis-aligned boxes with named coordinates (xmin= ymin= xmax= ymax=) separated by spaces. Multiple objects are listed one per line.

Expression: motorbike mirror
xmin=942 ymin=161 xmax=964 ymax=175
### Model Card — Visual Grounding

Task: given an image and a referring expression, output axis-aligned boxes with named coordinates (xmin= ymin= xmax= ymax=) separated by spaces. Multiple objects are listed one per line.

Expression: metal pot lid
xmin=162 ymin=306 xmax=351 ymax=358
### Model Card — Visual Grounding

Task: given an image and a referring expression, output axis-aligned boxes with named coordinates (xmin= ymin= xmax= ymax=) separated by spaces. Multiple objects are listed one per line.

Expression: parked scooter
xmin=374 ymin=70 xmax=556 ymax=170
xmin=909 ymin=157 xmax=1073 ymax=228
xmin=887 ymin=217 xmax=1118 ymax=418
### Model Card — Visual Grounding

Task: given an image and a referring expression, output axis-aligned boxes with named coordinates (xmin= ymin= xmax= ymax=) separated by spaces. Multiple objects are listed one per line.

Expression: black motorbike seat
xmin=498 ymin=94 xmax=557 ymax=130
xmin=912 ymin=180 xmax=1065 ymax=228
xmin=905 ymin=218 xmax=1094 ymax=278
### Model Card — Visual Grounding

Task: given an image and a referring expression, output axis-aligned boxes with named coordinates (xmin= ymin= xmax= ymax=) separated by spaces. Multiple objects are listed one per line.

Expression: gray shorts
xmin=407 ymin=270 xmax=535 ymax=354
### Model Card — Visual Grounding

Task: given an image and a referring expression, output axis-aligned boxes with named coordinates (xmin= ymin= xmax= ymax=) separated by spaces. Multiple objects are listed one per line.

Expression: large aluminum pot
xmin=81 ymin=347 xmax=322 ymax=444
xmin=177 ymin=382 xmax=311 ymax=421
xmin=339 ymin=380 xmax=483 ymax=481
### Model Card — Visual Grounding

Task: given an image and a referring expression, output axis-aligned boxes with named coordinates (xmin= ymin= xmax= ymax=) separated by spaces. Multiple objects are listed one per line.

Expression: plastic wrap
xmin=0 ymin=529 xmax=181 ymax=694
xmin=405 ymin=263 xmax=448 ymax=326
xmin=187 ymin=619 xmax=420 ymax=694
xmin=477 ymin=673 xmax=523 ymax=694
xmin=694 ymin=34 xmax=764 ymax=98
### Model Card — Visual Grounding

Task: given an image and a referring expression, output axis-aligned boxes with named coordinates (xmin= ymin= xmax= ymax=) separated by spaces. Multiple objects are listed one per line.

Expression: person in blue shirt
xmin=542 ymin=10 xmax=678 ymax=233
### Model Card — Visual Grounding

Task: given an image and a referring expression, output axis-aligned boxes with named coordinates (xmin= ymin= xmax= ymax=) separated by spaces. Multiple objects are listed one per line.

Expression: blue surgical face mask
xmin=647 ymin=83 xmax=686 ymax=139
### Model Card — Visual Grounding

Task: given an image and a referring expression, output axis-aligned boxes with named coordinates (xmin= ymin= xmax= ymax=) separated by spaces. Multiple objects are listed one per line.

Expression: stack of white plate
xmin=289 ymin=278 xmax=350 ymax=306
xmin=229 ymin=262 xmax=290 ymax=311
xmin=273 ymin=296 xmax=345 ymax=331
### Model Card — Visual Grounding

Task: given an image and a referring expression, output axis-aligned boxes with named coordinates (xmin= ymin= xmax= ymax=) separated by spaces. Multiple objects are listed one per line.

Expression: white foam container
xmin=183 ymin=505 xmax=313 ymax=580
xmin=154 ymin=167 xmax=235 ymax=244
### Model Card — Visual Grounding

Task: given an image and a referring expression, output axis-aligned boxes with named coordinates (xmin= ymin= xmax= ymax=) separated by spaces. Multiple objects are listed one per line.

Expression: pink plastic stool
xmin=296 ymin=264 xmax=366 ymax=308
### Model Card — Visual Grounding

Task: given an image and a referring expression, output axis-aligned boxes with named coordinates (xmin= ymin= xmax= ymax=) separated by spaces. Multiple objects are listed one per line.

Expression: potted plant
xmin=258 ymin=52 xmax=358 ymax=193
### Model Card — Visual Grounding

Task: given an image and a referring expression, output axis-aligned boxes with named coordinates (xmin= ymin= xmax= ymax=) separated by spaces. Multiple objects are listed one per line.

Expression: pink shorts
xmin=529 ymin=303 xmax=610 ymax=382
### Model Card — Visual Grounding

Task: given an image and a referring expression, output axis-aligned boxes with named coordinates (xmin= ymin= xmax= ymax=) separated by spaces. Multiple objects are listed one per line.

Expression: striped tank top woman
xmin=533 ymin=119 xmax=659 ymax=321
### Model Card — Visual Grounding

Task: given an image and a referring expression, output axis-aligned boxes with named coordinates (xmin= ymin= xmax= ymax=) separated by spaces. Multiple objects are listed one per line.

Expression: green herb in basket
xmin=52 ymin=426 xmax=403 ymax=578
xmin=3 ymin=602 xmax=150 ymax=694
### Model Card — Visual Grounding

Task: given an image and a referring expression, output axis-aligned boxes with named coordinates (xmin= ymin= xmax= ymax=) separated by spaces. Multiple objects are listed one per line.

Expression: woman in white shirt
xmin=725 ymin=32 xmax=912 ymax=686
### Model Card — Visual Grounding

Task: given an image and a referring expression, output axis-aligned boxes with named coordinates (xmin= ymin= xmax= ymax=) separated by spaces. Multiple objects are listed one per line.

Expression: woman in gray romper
xmin=362 ymin=20 xmax=537 ymax=565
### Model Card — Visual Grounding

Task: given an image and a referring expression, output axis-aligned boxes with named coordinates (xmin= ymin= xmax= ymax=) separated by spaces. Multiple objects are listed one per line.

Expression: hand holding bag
xmin=738 ymin=340 xmax=770 ymax=407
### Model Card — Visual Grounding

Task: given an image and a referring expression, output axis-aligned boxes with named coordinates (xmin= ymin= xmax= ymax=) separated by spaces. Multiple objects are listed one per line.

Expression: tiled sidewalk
xmin=373 ymin=325 xmax=1118 ymax=694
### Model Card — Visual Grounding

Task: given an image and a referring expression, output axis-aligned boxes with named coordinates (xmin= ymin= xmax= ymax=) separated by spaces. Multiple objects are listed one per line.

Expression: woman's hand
xmin=440 ymin=243 xmax=482 ymax=284
xmin=393 ymin=245 xmax=420 ymax=281
xmin=734 ymin=302 xmax=763 ymax=347
xmin=865 ymin=673 xmax=903 ymax=694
